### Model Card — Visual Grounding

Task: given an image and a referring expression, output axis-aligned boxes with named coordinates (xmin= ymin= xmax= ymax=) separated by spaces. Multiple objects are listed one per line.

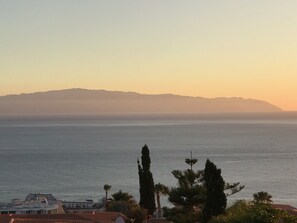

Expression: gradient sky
xmin=1 ymin=1 xmax=296 ymax=110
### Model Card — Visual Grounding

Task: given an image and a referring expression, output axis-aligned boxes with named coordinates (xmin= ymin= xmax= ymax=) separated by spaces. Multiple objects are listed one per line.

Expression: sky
xmin=0 ymin=1 xmax=296 ymax=111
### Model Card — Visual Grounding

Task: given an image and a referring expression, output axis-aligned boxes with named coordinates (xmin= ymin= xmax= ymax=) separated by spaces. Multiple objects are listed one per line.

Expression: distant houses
xmin=0 ymin=194 xmax=101 ymax=215
xmin=0 ymin=193 xmax=63 ymax=215
xmin=0 ymin=193 xmax=128 ymax=223
xmin=62 ymin=199 xmax=97 ymax=213
xmin=1 ymin=193 xmax=297 ymax=223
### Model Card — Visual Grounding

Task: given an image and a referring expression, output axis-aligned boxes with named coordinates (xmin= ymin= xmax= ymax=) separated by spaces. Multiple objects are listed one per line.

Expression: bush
xmin=208 ymin=200 xmax=297 ymax=223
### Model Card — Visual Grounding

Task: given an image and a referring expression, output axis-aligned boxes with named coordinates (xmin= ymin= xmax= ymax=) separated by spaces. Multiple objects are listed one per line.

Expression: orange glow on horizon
xmin=1 ymin=1 xmax=297 ymax=111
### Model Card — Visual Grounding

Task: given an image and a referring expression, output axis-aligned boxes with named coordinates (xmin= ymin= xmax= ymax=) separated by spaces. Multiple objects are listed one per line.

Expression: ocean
xmin=0 ymin=112 xmax=296 ymax=207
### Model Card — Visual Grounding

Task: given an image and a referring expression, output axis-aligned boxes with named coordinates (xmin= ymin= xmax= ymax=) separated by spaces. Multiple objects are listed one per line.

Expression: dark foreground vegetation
xmin=104 ymin=145 xmax=297 ymax=223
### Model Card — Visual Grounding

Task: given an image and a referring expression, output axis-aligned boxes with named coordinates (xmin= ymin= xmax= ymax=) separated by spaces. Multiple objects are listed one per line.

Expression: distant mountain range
xmin=0 ymin=88 xmax=282 ymax=114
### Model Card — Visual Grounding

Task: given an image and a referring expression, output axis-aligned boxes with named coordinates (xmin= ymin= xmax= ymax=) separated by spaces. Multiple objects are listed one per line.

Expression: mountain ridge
xmin=0 ymin=88 xmax=282 ymax=114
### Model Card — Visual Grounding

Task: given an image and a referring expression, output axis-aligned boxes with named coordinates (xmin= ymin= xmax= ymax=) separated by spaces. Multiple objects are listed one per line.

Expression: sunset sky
xmin=1 ymin=1 xmax=296 ymax=111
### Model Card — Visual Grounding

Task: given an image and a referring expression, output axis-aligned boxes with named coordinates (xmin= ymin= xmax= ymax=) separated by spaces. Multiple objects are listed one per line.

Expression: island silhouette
xmin=0 ymin=88 xmax=282 ymax=115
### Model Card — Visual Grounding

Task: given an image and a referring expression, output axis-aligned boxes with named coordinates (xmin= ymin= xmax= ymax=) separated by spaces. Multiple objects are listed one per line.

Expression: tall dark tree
xmin=138 ymin=144 xmax=156 ymax=215
xmin=203 ymin=159 xmax=227 ymax=222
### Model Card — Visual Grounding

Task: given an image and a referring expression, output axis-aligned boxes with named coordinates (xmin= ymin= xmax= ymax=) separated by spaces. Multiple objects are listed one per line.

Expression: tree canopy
xmin=138 ymin=144 xmax=156 ymax=215
xmin=164 ymin=154 xmax=244 ymax=223
xmin=208 ymin=199 xmax=297 ymax=223
xmin=253 ymin=191 xmax=273 ymax=204
xmin=164 ymin=154 xmax=205 ymax=223
xmin=154 ymin=183 xmax=169 ymax=218
xmin=203 ymin=159 xmax=227 ymax=222
xmin=107 ymin=190 xmax=146 ymax=223
xmin=112 ymin=190 xmax=133 ymax=202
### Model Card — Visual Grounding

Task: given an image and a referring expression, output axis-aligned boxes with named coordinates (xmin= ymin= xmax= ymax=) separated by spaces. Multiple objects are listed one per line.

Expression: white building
xmin=62 ymin=199 xmax=94 ymax=209
xmin=0 ymin=193 xmax=64 ymax=215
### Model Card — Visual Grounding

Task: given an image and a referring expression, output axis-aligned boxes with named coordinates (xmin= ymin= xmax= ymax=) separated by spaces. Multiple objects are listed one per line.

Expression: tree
xmin=103 ymin=184 xmax=111 ymax=208
xmin=112 ymin=190 xmax=133 ymax=202
xmin=154 ymin=183 xmax=169 ymax=218
xmin=107 ymin=190 xmax=147 ymax=223
xmin=253 ymin=191 xmax=273 ymax=204
xmin=138 ymin=144 xmax=156 ymax=215
xmin=185 ymin=151 xmax=198 ymax=170
xmin=203 ymin=159 xmax=227 ymax=223
xmin=164 ymin=154 xmax=206 ymax=223
xmin=207 ymin=199 xmax=297 ymax=223
xmin=164 ymin=153 xmax=244 ymax=223
xmin=168 ymin=169 xmax=205 ymax=211
xmin=224 ymin=182 xmax=245 ymax=197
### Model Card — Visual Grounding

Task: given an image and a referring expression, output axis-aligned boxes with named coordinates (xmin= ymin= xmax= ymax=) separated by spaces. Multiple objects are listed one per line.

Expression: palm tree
xmin=253 ymin=191 xmax=273 ymax=204
xmin=154 ymin=183 xmax=169 ymax=218
xmin=112 ymin=190 xmax=133 ymax=202
xmin=104 ymin=184 xmax=112 ymax=208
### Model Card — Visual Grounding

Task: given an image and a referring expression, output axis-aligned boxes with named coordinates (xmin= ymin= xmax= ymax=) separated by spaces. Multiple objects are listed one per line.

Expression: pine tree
xmin=164 ymin=154 xmax=244 ymax=223
xmin=203 ymin=159 xmax=227 ymax=222
xmin=138 ymin=144 xmax=156 ymax=215
xmin=164 ymin=153 xmax=205 ymax=223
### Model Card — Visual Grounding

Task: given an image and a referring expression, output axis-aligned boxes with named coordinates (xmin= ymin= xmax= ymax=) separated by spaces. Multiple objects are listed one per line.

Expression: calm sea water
xmin=0 ymin=113 xmax=296 ymax=207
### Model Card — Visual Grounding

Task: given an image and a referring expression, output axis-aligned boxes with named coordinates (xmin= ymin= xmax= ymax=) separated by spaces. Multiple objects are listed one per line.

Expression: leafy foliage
xmin=253 ymin=191 xmax=273 ymax=204
xmin=154 ymin=183 xmax=169 ymax=218
xmin=163 ymin=206 xmax=202 ymax=223
xmin=224 ymin=182 xmax=245 ymax=196
xmin=107 ymin=190 xmax=147 ymax=223
xmin=164 ymin=155 xmax=244 ymax=223
xmin=208 ymin=199 xmax=297 ymax=223
xmin=203 ymin=159 xmax=227 ymax=222
xmin=138 ymin=144 xmax=156 ymax=215
xmin=164 ymin=159 xmax=206 ymax=223
xmin=168 ymin=170 xmax=206 ymax=211
xmin=112 ymin=190 xmax=133 ymax=202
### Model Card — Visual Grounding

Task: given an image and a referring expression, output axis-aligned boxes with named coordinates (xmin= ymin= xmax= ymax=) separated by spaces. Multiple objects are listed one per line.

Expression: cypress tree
xmin=203 ymin=159 xmax=227 ymax=222
xmin=138 ymin=144 xmax=156 ymax=215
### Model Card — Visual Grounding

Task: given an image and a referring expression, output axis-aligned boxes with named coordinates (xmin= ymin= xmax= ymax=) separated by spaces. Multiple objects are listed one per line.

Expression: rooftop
xmin=0 ymin=212 xmax=127 ymax=223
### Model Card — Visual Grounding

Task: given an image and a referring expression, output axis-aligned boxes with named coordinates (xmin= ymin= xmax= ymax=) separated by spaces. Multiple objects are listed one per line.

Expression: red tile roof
xmin=0 ymin=214 xmax=88 ymax=223
xmin=272 ymin=204 xmax=297 ymax=216
xmin=0 ymin=212 xmax=127 ymax=223
xmin=272 ymin=204 xmax=297 ymax=211
xmin=10 ymin=219 xmax=90 ymax=223
xmin=78 ymin=212 xmax=128 ymax=223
